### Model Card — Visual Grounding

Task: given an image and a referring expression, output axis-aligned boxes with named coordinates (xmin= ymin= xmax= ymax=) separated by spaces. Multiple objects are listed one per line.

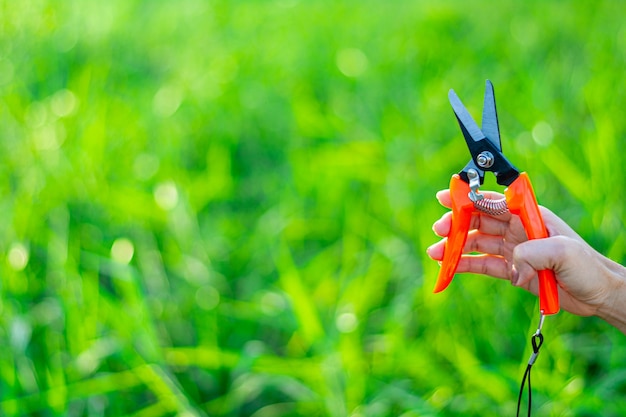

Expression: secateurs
xmin=434 ymin=80 xmax=560 ymax=316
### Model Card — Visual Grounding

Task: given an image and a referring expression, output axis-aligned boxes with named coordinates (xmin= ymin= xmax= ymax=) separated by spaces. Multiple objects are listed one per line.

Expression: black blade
xmin=448 ymin=89 xmax=486 ymax=143
xmin=482 ymin=80 xmax=502 ymax=151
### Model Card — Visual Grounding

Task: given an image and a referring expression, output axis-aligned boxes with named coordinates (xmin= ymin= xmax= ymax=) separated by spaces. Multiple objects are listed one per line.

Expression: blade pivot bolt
xmin=476 ymin=151 xmax=494 ymax=168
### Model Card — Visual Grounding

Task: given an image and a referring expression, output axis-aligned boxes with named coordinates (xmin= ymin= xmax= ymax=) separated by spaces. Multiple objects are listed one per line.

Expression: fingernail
xmin=511 ymin=267 xmax=519 ymax=286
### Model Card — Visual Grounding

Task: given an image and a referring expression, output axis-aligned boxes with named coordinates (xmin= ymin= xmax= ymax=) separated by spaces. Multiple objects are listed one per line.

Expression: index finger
xmin=436 ymin=189 xmax=507 ymax=209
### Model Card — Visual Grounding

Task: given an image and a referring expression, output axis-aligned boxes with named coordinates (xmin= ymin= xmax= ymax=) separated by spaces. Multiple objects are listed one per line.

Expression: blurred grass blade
xmin=275 ymin=242 xmax=325 ymax=349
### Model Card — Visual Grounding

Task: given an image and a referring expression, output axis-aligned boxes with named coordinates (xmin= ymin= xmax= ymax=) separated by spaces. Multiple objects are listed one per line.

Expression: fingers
xmin=432 ymin=210 xmax=514 ymax=238
xmin=432 ymin=212 xmax=453 ymax=237
xmin=428 ymin=227 xmax=507 ymax=260
xmin=436 ymin=190 xmax=576 ymax=241
xmin=455 ymin=254 xmax=511 ymax=280
xmin=435 ymin=190 xmax=452 ymax=208
xmin=465 ymin=230 xmax=507 ymax=256
xmin=425 ymin=238 xmax=511 ymax=280
xmin=436 ymin=189 xmax=507 ymax=209
xmin=426 ymin=239 xmax=445 ymax=260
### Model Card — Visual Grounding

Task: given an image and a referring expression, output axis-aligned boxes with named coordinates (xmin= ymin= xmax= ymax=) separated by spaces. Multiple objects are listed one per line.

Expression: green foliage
xmin=0 ymin=0 xmax=625 ymax=416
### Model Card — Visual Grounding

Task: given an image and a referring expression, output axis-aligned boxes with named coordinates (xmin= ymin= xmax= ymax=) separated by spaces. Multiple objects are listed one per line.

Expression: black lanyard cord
xmin=517 ymin=314 xmax=545 ymax=417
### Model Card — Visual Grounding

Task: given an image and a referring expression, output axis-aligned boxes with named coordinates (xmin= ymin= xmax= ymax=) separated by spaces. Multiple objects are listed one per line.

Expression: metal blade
xmin=481 ymin=79 xmax=501 ymax=151
xmin=448 ymin=89 xmax=486 ymax=142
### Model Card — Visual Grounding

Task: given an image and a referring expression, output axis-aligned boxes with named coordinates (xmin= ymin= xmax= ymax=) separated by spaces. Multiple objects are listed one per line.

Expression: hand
xmin=427 ymin=190 xmax=626 ymax=324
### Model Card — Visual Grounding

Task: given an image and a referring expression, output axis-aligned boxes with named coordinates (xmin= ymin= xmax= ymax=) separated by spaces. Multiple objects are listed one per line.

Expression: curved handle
xmin=433 ymin=175 xmax=475 ymax=293
xmin=505 ymin=173 xmax=560 ymax=315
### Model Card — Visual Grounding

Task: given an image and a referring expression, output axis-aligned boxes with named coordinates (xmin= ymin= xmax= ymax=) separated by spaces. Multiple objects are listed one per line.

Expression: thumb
xmin=511 ymin=235 xmax=615 ymax=317
xmin=511 ymin=235 xmax=572 ymax=289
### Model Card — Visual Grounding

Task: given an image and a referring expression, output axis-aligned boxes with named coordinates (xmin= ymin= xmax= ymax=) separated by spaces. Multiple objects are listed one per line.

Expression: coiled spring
xmin=473 ymin=197 xmax=509 ymax=216
xmin=466 ymin=169 xmax=509 ymax=216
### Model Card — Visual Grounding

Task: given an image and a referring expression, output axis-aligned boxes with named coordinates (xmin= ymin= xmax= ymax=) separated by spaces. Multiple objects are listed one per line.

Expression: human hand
xmin=427 ymin=189 xmax=626 ymax=324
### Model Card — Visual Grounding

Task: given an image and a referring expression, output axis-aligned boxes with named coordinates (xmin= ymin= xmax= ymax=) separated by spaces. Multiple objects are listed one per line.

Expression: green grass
xmin=0 ymin=0 xmax=625 ymax=416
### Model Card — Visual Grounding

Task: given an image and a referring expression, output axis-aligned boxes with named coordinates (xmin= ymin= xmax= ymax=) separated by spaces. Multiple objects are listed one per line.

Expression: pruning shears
xmin=434 ymin=80 xmax=560 ymax=316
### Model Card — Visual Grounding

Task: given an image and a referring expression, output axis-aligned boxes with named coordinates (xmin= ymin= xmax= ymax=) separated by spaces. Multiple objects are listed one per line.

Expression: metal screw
xmin=476 ymin=151 xmax=494 ymax=168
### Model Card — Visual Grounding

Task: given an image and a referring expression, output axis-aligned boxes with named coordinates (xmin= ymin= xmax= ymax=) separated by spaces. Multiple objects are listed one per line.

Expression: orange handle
xmin=505 ymin=173 xmax=560 ymax=315
xmin=433 ymin=174 xmax=475 ymax=293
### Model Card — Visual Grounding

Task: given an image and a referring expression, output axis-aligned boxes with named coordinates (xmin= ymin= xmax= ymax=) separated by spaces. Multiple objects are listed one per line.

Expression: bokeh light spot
xmin=532 ymin=121 xmax=554 ymax=146
xmin=51 ymin=89 xmax=79 ymax=117
xmin=111 ymin=238 xmax=134 ymax=264
xmin=33 ymin=123 xmax=65 ymax=150
xmin=260 ymin=291 xmax=287 ymax=316
xmin=10 ymin=317 xmax=31 ymax=351
xmin=336 ymin=312 xmax=358 ymax=333
xmin=153 ymin=85 xmax=183 ymax=117
xmin=154 ymin=181 xmax=179 ymax=210
xmin=336 ymin=48 xmax=369 ymax=77
xmin=8 ymin=243 xmax=29 ymax=271
xmin=195 ymin=285 xmax=220 ymax=311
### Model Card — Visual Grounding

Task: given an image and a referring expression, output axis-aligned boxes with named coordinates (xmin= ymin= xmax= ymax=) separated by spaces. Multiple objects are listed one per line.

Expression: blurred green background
xmin=1 ymin=0 xmax=625 ymax=416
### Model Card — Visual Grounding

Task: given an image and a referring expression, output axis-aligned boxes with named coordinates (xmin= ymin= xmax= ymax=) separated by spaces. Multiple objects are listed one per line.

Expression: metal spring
xmin=473 ymin=197 xmax=509 ymax=216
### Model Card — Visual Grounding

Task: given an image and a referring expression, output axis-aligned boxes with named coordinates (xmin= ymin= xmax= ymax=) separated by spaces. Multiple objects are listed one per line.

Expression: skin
xmin=427 ymin=189 xmax=626 ymax=335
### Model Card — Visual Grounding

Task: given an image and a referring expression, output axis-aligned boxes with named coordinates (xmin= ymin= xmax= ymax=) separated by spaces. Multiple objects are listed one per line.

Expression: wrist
xmin=596 ymin=262 xmax=626 ymax=335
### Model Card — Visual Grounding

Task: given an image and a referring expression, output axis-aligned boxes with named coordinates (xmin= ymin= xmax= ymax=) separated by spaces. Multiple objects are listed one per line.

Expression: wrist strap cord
xmin=517 ymin=313 xmax=545 ymax=417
